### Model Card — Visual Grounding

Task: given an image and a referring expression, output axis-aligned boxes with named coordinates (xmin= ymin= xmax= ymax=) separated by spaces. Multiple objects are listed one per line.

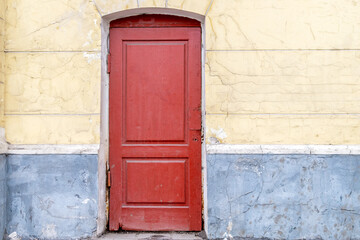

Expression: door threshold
xmin=94 ymin=231 xmax=205 ymax=240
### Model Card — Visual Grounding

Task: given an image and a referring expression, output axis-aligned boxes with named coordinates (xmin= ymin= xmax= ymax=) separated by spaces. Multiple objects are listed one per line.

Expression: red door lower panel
xmin=109 ymin=20 xmax=202 ymax=231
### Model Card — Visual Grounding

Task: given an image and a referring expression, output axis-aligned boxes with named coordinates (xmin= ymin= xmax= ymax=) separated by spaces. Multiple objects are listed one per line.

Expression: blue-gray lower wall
xmin=6 ymin=154 xmax=98 ymax=239
xmin=0 ymin=155 xmax=6 ymax=240
xmin=207 ymin=154 xmax=360 ymax=240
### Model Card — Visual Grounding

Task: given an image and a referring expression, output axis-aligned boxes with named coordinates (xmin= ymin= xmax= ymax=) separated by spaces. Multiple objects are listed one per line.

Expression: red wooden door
xmin=109 ymin=15 xmax=202 ymax=231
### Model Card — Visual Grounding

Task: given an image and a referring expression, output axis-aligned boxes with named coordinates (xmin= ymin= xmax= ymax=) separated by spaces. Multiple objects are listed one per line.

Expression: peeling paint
xmin=83 ymin=52 xmax=101 ymax=63
xmin=234 ymin=158 xmax=264 ymax=176
xmin=82 ymin=198 xmax=96 ymax=204
xmin=208 ymin=128 xmax=227 ymax=143
xmin=82 ymin=30 xmax=95 ymax=47
xmin=42 ymin=224 xmax=57 ymax=239
xmin=222 ymin=219 xmax=233 ymax=240
xmin=8 ymin=232 xmax=20 ymax=240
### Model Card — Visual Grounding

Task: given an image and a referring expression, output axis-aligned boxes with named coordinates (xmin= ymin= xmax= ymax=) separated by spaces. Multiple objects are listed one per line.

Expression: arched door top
xmin=110 ymin=14 xmax=201 ymax=28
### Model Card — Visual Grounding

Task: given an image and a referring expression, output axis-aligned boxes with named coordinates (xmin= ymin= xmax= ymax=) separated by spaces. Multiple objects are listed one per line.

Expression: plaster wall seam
xmin=8 ymin=144 xmax=99 ymax=154
xmin=207 ymin=144 xmax=360 ymax=155
xmin=205 ymin=0 xmax=214 ymax=16
xmin=5 ymin=113 xmax=100 ymax=116
xmin=4 ymin=50 xmax=101 ymax=53
xmin=206 ymin=49 xmax=360 ymax=52
xmin=207 ymin=113 xmax=360 ymax=116
xmin=92 ymin=0 xmax=103 ymax=17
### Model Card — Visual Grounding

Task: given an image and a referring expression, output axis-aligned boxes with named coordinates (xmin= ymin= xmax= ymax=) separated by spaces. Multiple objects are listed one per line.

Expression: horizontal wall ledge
xmin=8 ymin=144 xmax=99 ymax=155
xmin=207 ymin=144 xmax=360 ymax=155
xmin=9 ymin=144 xmax=360 ymax=155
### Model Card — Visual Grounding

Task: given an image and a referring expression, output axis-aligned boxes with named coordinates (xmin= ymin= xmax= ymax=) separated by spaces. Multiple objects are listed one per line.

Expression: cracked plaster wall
xmin=4 ymin=0 xmax=102 ymax=144
xmin=3 ymin=0 xmax=360 ymax=144
xmin=207 ymin=154 xmax=360 ymax=239
xmin=6 ymin=154 xmax=98 ymax=239
xmin=204 ymin=0 xmax=360 ymax=145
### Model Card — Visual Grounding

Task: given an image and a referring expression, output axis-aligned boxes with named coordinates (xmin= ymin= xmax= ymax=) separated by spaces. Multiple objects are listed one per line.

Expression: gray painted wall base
xmin=0 ymin=155 xmax=6 ymax=240
xmin=6 ymin=155 xmax=98 ymax=239
xmin=4 ymin=152 xmax=360 ymax=239
xmin=207 ymin=154 xmax=360 ymax=240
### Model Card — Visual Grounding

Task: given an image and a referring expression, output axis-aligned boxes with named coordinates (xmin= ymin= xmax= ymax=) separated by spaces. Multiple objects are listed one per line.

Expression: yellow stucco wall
xmin=5 ymin=0 xmax=101 ymax=144
xmin=0 ymin=0 xmax=5 ymax=128
xmin=4 ymin=0 xmax=360 ymax=144
xmin=205 ymin=0 xmax=360 ymax=144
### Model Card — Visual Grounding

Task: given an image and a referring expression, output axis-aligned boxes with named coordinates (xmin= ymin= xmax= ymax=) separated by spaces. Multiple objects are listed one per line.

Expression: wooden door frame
xmin=97 ymin=8 xmax=207 ymax=235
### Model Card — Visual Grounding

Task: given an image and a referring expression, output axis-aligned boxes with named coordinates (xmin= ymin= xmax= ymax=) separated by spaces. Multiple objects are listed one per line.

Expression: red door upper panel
xmin=124 ymin=42 xmax=186 ymax=143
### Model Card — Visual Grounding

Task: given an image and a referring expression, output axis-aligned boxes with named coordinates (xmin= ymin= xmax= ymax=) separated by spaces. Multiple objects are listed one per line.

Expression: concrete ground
xmin=94 ymin=232 xmax=204 ymax=240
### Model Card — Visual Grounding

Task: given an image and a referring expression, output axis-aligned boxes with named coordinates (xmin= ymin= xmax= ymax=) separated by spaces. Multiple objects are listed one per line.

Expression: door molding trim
xmin=98 ymin=8 xmax=206 ymax=235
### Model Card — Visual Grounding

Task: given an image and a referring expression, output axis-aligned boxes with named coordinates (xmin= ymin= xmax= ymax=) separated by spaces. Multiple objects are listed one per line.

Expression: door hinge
xmin=107 ymin=53 xmax=111 ymax=74
xmin=107 ymin=170 xmax=111 ymax=188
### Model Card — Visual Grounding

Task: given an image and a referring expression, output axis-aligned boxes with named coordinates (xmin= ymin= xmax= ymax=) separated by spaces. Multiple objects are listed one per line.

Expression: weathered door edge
xmin=98 ymin=8 xmax=207 ymax=235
